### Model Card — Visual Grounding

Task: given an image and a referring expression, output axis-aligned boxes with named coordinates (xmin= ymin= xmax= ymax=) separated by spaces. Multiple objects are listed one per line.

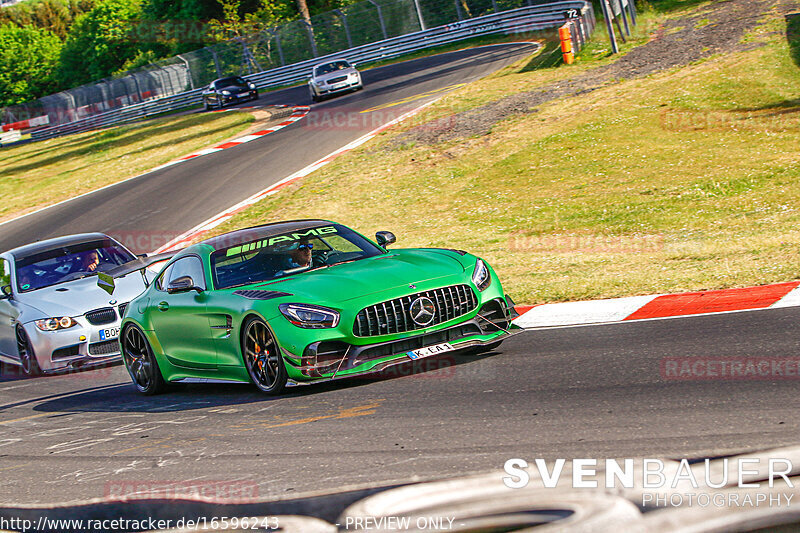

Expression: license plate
xmin=99 ymin=327 xmax=119 ymax=341
xmin=332 ymin=83 xmax=347 ymax=89
xmin=407 ymin=342 xmax=454 ymax=360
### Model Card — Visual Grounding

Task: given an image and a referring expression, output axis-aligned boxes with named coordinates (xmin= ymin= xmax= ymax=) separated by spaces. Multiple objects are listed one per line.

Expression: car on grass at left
xmin=116 ymin=219 xmax=519 ymax=395
xmin=0 ymin=233 xmax=149 ymax=376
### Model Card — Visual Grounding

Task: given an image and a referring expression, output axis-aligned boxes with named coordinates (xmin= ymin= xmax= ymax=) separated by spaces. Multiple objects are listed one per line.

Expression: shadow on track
xmin=24 ymin=350 xmax=504 ymax=414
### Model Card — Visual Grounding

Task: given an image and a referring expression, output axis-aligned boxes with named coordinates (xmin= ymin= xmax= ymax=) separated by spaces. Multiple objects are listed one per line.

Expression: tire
xmin=203 ymin=99 xmax=210 ymax=111
xmin=310 ymin=88 xmax=320 ymax=103
xmin=16 ymin=325 xmax=40 ymax=376
xmin=242 ymin=316 xmax=287 ymax=395
xmin=121 ymin=324 xmax=166 ymax=395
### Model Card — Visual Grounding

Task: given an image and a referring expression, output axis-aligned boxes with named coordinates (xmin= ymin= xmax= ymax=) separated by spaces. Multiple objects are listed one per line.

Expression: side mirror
xmin=167 ymin=276 xmax=202 ymax=294
xmin=0 ymin=285 xmax=11 ymax=299
xmin=376 ymin=231 xmax=396 ymax=248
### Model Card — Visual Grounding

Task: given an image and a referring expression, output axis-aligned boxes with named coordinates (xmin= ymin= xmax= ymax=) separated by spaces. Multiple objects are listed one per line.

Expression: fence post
xmin=176 ymin=55 xmax=194 ymax=90
xmin=303 ymin=20 xmax=319 ymax=56
xmin=600 ymin=0 xmax=619 ymax=54
xmin=627 ymin=0 xmax=637 ymax=25
xmin=454 ymin=0 xmax=464 ymax=20
xmin=413 ymin=0 xmax=427 ymax=30
xmin=618 ymin=0 xmax=631 ymax=36
xmin=366 ymin=0 xmax=388 ymax=39
xmin=266 ymin=28 xmax=286 ymax=66
xmin=208 ymin=47 xmax=222 ymax=78
xmin=334 ymin=9 xmax=354 ymax=48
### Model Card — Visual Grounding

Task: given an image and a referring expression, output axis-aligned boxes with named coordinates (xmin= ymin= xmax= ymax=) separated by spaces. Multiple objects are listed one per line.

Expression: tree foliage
xmin=0 ymin=24 xmax=62 ymax=107
xmin=56 ymin=0 xmax=144 ymax=87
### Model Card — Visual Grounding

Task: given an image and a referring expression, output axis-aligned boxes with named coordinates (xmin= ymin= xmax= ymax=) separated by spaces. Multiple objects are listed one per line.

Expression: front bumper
xmin=282 ymin=296 xmax=520 ymax=384
xmin=23 ymin=318 xmax=124 ymax=373
xmin=315 ymin=79 xmax=361 ymax=95
xmin=221 ymin=90 xmax=257 ymax=103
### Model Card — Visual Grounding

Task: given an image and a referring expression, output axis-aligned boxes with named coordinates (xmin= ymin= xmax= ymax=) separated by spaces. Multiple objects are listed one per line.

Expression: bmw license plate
xmin=99 ymin=327 xmax=119 ymax=341
xmin=407 ymin=342 xmax=454 ymax=360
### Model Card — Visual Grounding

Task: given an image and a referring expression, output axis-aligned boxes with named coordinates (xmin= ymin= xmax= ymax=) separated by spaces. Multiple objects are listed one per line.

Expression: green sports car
xmin=116 ymin=220 xmax=519 ymax=395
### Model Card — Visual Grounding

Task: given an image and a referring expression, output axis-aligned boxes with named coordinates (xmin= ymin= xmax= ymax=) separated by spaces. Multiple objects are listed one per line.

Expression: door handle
xmin=157 ymin=301 xmax=169 ymax=311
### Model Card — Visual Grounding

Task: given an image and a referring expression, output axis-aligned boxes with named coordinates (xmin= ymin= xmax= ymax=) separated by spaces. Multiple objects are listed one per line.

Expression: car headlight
xmin=35 ymin=317 xmax=77 ymax=331
xmin=279 ymin=304 xmax=339 ymax=328
xmin=472 ymin=259 xmax=491 ymax=292
xmin=248 ymin=82 xmax=256 ymax=89
xmin=221 ymin=90 xmax=230 ymax=95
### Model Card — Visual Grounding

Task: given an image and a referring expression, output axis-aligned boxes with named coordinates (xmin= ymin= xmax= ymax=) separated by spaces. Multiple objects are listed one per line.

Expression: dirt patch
xmin=391 ymin=0 xmax=777 ymax=147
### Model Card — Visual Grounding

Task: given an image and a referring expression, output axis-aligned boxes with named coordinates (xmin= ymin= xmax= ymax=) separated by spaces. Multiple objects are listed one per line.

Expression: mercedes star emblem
xmin=409 ymin=296 xmax=436 ymax=326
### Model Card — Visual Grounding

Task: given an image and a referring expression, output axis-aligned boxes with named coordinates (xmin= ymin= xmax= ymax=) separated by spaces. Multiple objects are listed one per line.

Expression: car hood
xmin=314 ymin=68 xmax=358 ymax=83
xmin=220 ymin=85 xmax=248 ymax=93
xmin=19 ymin=273 xmax=147 ymax=319
xmin=256 ymin=249 xmax=468 ymax=305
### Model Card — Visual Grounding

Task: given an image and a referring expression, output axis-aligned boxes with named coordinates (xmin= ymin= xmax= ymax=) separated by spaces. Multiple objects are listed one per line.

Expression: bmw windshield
xmin=212 ymin=224 xmax=383 ymax=289
xmin=15 ymin=238 xmax=135 ymax=292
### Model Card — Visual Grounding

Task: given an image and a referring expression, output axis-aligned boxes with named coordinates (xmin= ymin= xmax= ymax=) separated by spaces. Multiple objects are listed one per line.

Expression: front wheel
xmin=122 ymin=325 xmax=166 ymax=395
xmin=242 ymin=316 xmax=287 ymax=395
xmin=16 ymin=326 xmax=40 ymax=376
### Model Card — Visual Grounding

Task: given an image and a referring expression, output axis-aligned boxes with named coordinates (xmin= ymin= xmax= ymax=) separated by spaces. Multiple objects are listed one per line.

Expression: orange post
xmin=559 ymin=24 xmax=574 ymax=65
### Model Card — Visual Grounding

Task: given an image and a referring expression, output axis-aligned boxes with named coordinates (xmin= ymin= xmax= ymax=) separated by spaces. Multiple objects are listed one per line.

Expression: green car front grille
xmin=353 ymin=284 xmax=478 ymax=337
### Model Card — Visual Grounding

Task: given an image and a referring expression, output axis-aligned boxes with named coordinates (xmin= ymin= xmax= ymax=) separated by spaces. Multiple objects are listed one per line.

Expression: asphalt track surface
xmin=0 ymin=43 xmax=539 ymax=253
xmin=1 ymin=307 xmax=799 ymax=504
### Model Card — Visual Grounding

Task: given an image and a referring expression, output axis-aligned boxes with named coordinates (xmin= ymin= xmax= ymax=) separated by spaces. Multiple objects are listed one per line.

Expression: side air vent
xmin=233 ymin=290 xmax=293 ymax=300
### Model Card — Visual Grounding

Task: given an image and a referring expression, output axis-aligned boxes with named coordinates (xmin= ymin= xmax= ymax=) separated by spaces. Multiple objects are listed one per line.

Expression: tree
xmin=56 ymin=0 xmax=145 ymax=88
xmin=0 ymin=24 xmax=62 ymax=107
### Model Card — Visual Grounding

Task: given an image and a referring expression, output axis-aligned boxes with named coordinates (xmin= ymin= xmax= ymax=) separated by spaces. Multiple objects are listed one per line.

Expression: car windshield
xmin=216 ymin=77 xmax=246 ymax=88
xmin=314 ymin=61 xmax=350 ymax=76
xmin=15 ymin=238 xmax=135 ymax=293
xmin=211 ymin=224 xmax=383 ymax=289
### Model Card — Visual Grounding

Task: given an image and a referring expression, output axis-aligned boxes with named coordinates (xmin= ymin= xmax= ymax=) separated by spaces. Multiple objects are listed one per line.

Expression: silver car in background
xmin=0 ymin=233 xmax=148 ymax=376
xmin=308 ymin=59 xmax=363 ymax=102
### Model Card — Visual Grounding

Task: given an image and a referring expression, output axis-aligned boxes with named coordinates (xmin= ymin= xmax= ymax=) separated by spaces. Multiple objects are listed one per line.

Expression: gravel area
xmin=391 ymin=0 xmax=779 ymax=147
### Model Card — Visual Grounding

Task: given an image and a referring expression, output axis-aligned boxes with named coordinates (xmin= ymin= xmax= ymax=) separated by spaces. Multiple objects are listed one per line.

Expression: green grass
xmin=0 ymin=111 xmax=253 ymax=222
xmin=199 ymin=1 xmax=800 ymax=304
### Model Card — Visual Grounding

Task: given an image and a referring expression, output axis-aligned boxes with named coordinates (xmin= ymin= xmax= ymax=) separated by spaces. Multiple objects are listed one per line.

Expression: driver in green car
xmin=276 ymin=241 xmax=314 ymax=277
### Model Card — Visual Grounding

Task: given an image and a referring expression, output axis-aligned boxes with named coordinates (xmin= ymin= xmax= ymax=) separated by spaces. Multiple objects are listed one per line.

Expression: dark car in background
xmin=202 ymin=76 xmax=259 ymax=110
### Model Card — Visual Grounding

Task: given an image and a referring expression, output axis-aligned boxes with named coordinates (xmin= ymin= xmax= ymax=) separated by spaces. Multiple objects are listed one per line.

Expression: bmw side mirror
xmin=0 ymin=285 xmax=11 ymax=299
xmin=167 ymin=276 xmax=202 ymax=294
xmin=376 ymin=231 xmax=396 ymax=248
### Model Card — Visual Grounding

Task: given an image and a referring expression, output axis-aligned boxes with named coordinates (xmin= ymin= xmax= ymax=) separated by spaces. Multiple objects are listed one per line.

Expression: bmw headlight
xmin=35 ymin=317 xmax=77 ymax=331
xmin=279 ymin=304 xmax=339 ymax=328
xmin=472 ymin=259 xmax=491 ymax=292
xmin=248 ymin=82 xmax=256 ymax=89
xmin=221 ymin=90 xmax=231 ymax=95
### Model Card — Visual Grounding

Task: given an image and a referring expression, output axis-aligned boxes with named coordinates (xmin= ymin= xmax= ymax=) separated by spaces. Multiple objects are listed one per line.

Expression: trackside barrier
xmin=26 ymin=0 xmax=594 ymax=143
xmin=0 ymin=130 xmax=21 ymax=146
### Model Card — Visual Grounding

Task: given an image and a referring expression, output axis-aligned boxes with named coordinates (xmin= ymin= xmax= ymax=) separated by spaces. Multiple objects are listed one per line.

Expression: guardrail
xmin=28 ymin=0 xmax=593 ymax=143
xmin=0 ymin=130 xmax=21 ymax=146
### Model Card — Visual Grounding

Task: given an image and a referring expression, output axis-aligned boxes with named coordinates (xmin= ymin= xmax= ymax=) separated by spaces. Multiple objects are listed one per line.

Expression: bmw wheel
xmin=16 ymin=325 xmax=40 ymax=376
xmin=242 ymin=316 xmax=287 ymax=395
xmin=122 ymin=324 xmax=165 ymax=395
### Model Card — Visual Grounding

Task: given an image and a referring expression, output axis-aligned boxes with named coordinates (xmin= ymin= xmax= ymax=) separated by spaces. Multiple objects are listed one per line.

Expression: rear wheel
xmin=242 ymin=316 xmax=287 ymax=395
xmin=16 ymin=326 xmax=40 ymax=376
xmin=122 ymin=325 xmax=166 ymax=395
